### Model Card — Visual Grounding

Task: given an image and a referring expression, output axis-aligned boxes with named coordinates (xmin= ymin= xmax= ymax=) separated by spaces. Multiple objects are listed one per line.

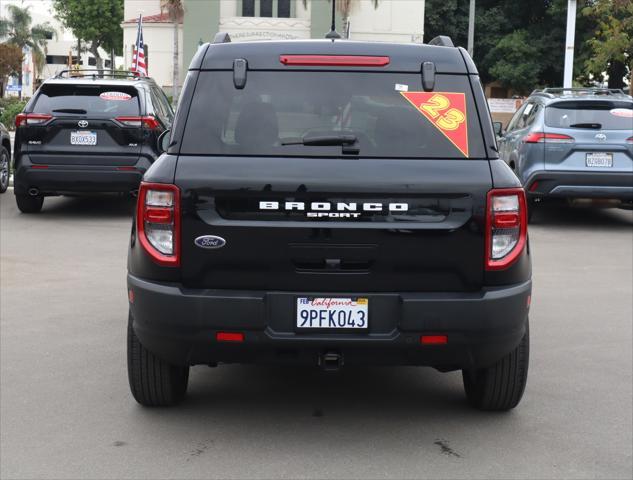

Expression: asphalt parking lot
xmin=1 ymin=193 xmax=632 ymax=480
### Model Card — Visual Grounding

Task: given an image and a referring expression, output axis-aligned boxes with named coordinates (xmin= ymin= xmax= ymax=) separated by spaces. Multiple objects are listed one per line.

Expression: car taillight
xmin=115 ymin=115 xmax=159 ymax=129
xmin=627 ymin=136 xmax=633 ymax=144
xmin=523 ymin=132 xmax=574 ymax=143
xmin=136 ymin=182 xmax=180 ymax=266
xmin=15 ymin=113 xmax=52 ymax=128
xmin=485 ymin=188 xmax=528 ymax=271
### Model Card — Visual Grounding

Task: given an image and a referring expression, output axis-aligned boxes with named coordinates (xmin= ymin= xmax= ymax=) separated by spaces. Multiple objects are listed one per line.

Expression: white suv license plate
xmin=296 ymin=297 xmax=368 ymax=329
xmin=70 ymin=130 xmax=97 ymax=146
xmin=586 ymin=152 xmax=613 ymax=167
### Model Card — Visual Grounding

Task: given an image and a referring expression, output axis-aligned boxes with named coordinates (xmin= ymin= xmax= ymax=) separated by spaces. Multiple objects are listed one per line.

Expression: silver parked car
xmin=495 ymin=88 xmax=633 ymax=220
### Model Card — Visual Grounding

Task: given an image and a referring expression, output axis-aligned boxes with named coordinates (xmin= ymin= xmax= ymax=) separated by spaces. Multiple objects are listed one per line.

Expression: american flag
xmin=132 ymin=14 xmax=147 ymax=76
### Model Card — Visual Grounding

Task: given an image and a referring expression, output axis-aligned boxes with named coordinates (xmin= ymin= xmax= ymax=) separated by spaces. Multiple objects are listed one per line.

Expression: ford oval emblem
xmin=194 ymin=235 xmax=226 ymax=249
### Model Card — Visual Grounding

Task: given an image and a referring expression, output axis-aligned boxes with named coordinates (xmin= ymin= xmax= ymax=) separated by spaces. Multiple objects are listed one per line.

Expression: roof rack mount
xmin=428 ymin=35 xmax=454 ymax=47
xmin=55 ymin=69 xmax=142 ymax=79
xmin=531 ymin=87 xmax=628 ymax=97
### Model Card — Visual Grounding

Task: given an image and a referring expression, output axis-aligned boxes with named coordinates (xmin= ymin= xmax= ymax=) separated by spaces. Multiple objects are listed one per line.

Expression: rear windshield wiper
xmin=52 ymin=108 xmax=88 ymax=114
xmin=282 ymin=134 xmax=359 ymax=154
xmin=569 ymin=123 xmax=602 ymax=129
xmin=282 ymin=134 xmax=358 ymax=146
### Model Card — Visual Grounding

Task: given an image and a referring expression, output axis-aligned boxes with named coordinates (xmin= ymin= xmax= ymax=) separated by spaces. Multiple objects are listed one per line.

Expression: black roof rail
xmin=213 ymin=32 xmax=231 ymax=44
xmin=55 ymin=69 xmax=142 ymax=80
xmin=428 ymin=35 xmax=454 ymax=47
xmin=537 ymin=87 xmax=628 ymax=97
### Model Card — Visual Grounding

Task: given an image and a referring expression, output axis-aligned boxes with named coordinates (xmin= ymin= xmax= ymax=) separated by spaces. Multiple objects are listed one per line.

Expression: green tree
xmin=0 ymin=43 xmax=23 ymax=98
xmin=0 ymin=4 xmax=54 ymax=98
xmin=424 ymin=0 xmax=595 ymax=94
xmin=583 ymin=0 xmax=633 ymax=93
xmin=53 ymin=0 xmax=123 ymax=74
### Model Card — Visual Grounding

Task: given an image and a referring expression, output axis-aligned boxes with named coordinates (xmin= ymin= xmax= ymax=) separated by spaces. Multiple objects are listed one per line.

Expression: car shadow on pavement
xmin=531 ymin=204 xmax=633 ymax=229
xmin=35 ymin=195 xmax=136 ymax=219
xmin=138 ymin=365 xmax=498 ymax=422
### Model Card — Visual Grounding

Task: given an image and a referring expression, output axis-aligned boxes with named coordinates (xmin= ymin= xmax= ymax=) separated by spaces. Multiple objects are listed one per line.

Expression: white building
xmin=122 ymin=0 xmax=425 ymax=94
xmin=1 ymin=0 xmax=120 ymax=97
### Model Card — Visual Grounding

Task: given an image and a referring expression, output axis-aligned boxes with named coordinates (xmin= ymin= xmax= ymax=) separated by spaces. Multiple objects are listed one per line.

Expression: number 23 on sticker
xmin=419 ymin=94 xmax=465 ymax=131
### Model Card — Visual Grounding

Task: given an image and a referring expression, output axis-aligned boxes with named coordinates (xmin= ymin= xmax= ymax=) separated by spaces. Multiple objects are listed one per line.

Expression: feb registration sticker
xmin=296 ymin=297 xmax=368 ymax=329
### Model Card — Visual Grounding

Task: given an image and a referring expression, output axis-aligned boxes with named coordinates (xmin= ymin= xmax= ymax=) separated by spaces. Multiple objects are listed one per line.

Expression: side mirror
xmin=493 ymin=121 xmax=504 ymax=136
xmin=157 ymin=129 xmax=171 ymax=153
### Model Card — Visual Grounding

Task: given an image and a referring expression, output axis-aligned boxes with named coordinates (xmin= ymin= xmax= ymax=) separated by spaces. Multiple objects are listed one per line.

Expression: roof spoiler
xmin=428 ymin=36 xmax=454 ymax=47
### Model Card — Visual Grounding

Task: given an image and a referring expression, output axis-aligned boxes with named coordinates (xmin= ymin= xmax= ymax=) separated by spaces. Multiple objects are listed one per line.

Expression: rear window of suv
xmin=545 ymin=100 xmax=633 ymax=130
xmin=181 ymin=71 xmax=486 ymax=158
xmin=33 ymin=84 xmax=140 ymax=116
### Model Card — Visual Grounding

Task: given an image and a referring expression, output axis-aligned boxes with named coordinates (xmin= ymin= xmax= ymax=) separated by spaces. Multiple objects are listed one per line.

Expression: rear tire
xmin=15 ymin=193 xmax=44 ymax=213
xmin=127 ymin=313 xmax=189 ymax=406
xmin=0 ymin=146 xmax=9 ymax=193
xmin=462 ymin=321 xmax=529 ymax=411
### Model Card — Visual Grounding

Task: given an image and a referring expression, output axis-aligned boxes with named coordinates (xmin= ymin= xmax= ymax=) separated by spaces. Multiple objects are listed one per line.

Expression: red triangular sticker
xmin=400 ymin=91 xmax=469 ymax=157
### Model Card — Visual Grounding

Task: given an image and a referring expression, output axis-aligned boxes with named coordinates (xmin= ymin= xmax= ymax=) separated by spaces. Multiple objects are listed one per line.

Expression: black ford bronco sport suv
xmin=127 ymin=34 xmax=532 ymax=411
xmin=13 ymin=70 xmax=173 ymax=213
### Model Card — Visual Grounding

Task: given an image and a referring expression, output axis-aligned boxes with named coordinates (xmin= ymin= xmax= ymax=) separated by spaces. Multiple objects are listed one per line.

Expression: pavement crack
xmin=434 ymin=439 xmax=461 ymax=458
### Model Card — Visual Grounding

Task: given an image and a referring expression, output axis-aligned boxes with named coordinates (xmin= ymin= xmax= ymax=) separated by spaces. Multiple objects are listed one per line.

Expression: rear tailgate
xmin=543 ymin=100 xmax=633 ymax=173
xmin=176 ymin=68 xmax=491 ymax=293
xmin=25 ymin=83 xmax=143 ymax=166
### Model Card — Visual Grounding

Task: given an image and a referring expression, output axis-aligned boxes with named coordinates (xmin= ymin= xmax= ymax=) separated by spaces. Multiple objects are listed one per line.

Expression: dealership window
xmin=240 ymin=0 xmax=293 ymax=18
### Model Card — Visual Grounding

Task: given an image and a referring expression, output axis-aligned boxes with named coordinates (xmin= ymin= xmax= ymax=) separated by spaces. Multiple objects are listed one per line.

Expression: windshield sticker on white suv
xmin=610 ymin=108 xmax=633 ymax=118
xmin=100 ymin=91 xmax=132 ymax=101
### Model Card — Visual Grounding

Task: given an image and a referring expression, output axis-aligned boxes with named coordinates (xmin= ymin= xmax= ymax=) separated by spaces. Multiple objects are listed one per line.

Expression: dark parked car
xmin=127 ymin=34 xmax=532 ymax=411
xmin=0 ymin=122 xmax=10 ymax=193
xmin=495 ymin=88 xmax=633 ymax=218
xmin=12 ymin=70 xmax=174 ymax=213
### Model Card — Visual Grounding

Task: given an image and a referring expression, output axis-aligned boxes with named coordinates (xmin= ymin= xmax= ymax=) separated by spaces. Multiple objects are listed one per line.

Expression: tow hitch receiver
xmin=319 ymin=351 xmax=344 ymax=371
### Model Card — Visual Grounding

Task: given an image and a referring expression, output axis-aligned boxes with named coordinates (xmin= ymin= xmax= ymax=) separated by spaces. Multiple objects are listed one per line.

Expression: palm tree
xmin=161 ymin=0 xmax=184 ymax=104
xmin=0 ymin=4 xmax=54 ymax=98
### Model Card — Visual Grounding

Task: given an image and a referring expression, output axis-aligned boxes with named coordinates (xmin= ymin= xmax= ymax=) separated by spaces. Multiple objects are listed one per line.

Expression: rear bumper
xmin=14 ymin=155 xmax=151 ymax=195
xmin=525 ymin=170 xmax=633 ymax=200
xmin=128 ymin=274 xmax=532 ymax=370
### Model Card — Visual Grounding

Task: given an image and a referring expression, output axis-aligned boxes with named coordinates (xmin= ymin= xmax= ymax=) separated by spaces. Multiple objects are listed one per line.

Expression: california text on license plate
xmin=70 ymin=131 xmax=97 ymax=146
xmin=296 ymin=297 xmax=368 ymax=329
xmin=586 ymin=152 xmax=613 ymax=167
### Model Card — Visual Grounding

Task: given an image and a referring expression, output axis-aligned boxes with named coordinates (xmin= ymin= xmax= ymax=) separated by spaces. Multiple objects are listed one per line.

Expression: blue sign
xmin=6 ymin=85 xmax=21 ymax=92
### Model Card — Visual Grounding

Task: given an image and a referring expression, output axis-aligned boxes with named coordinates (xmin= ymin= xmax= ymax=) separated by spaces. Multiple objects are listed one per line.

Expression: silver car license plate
xmin=70 ymin=130 xmax=97 ymax=146
xmin=296 ymin=297 xmax=368 ymax=329
xmin=586 ymin=152 xmax=613 ymax=167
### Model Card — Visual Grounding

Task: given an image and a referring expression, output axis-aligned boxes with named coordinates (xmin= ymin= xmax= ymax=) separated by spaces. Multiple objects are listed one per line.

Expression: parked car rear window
xmin=33 ymin=84 xmax=140 ymax=116
xmin=545 ymin=100 xmax=633 ymax=130
xmin=181 ymin=71 xmax=486 ymax=158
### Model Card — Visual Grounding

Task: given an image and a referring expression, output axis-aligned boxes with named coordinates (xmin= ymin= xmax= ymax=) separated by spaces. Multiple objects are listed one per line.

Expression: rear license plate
xmin=70 ymin=130 xmax=97 ymax=146
xmin=586 ymin=152 xmax=613 ymax=167
xmin=296 ymin=297 xmax=368 ymax=329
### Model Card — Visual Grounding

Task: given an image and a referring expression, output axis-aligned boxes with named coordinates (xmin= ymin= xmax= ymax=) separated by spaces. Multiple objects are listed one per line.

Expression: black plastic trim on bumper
xmin=525 ymin=170 xmax=633 ymax=200
xmin=127 ymin=274 xmax=532 ymax=370
xmin=13 ymin=155 xmax=151 ymax=195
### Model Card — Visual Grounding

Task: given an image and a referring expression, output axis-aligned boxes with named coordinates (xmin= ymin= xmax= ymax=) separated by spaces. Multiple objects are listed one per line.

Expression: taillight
xmin=279 ymin=55 xmax=390 ymax=66
xmin=115 ymin=115 xmax=159 ymax=129
xmin=136 ymin=182 xmax=180 ymax=266
xmin=15 ymin=113 xmax=52 ymax=127
xmin=627 ymin=136 xmax=633 ymax=144
xmin=485 ymin=188 xmax=528 ymax=271
xmin=523 ymin=132 xmax=574 ymax=143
